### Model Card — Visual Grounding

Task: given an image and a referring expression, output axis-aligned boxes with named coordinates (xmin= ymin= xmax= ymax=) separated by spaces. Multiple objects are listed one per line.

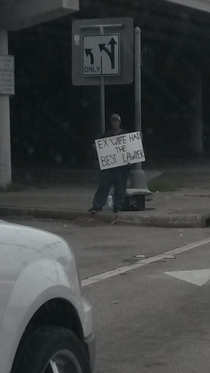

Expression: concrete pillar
xmin=177 ymin=65 xmax=203 ymax=155
xmin=0 ymin=30 xmax=11 ymax=186
xmin=188 ymin=68 xmax=203 ymax=154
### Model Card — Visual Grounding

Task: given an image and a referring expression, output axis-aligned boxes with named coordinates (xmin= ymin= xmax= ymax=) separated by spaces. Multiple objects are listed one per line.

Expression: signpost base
xmin=129 ymin=165 xmax=151 ymax=195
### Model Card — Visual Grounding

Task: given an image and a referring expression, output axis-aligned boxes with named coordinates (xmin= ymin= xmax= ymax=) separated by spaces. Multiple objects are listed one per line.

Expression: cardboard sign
xmin=95 ymin=131 xmax=145 ymax=170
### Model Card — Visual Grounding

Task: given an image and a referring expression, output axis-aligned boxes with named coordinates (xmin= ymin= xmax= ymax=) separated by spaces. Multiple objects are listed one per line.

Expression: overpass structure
xmin=0 ymin=0 xmax=210 ymax=185
xmin=0 ymin=0 xmax=79 ymax=186
xmin=164 ymin=0 xmax=210 ymax=12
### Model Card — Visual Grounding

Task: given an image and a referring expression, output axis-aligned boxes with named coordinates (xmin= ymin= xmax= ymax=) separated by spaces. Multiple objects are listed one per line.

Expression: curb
xmin=117 ymin=213 xmax=208 ymax=228
xmin=0 ymin=207 xmax=117 ymax=224
xmin=0 ymin=206 xmax=209 ymax=228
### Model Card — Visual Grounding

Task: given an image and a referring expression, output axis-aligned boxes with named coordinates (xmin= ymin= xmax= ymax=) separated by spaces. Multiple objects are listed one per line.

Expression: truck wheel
xmin=12 ymin=325 xmax=92 ymax=373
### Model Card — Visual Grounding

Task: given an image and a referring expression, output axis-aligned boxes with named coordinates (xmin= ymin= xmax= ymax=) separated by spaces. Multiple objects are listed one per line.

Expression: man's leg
xmin=92 ymin=170 xmax=112 ymax=210
xmin=113 ymin=170 xmax=128 ymax=211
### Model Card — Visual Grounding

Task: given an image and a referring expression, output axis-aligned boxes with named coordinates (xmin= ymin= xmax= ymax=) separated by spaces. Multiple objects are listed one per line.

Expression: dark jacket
xmin=102 ymin=129 xmax=128 ymax=138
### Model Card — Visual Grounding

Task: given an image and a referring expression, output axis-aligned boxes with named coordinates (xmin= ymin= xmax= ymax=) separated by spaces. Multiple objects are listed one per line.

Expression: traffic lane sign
xmin=72 ymin=17 xmax=133 ymax=86
xmin=83 ymin=34 xmax=120 ymax=76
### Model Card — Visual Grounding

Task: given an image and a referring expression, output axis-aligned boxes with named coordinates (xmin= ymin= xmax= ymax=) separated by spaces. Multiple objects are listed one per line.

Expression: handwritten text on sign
xmin=95 ymin=131 xmax=145 ymax=170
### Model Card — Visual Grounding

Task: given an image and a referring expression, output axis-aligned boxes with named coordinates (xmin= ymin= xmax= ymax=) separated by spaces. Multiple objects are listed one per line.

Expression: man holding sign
xmin=89 ymin=114 xmax=130 ymax=214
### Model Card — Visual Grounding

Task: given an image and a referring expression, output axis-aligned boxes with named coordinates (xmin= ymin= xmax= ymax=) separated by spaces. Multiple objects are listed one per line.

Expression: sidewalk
xmin=1 ymin=162 xmax=210 ymax=228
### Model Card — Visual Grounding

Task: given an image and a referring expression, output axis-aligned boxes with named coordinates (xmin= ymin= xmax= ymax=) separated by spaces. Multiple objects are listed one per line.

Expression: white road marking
xmin=164 ymin=269 xmax=210 ymax=286
xmin=82 ymin=237 xmax=210 ymax=287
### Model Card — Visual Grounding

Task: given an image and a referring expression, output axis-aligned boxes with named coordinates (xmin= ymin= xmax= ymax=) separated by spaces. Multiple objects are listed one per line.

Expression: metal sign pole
xmin=100 ymin=77 xmax=105 ymax=135
xmin=129 ymin=27 xmax=151 ymax=194
xmin=100 ymin=26 xmax=105 ymax=135
xmin=135 ymin=27 xmax=141 ymax=170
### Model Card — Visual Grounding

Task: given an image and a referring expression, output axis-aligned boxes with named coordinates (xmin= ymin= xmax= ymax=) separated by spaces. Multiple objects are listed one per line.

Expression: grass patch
xmin=148 ymin=177 xmax=178 ymax=192
xmin=0 ymin=182 xmax=25 ymax=192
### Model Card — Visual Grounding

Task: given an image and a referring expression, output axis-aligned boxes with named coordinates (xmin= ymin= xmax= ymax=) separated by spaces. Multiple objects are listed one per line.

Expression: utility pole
xmin=129 ymin=27 xmax=151 ymax=194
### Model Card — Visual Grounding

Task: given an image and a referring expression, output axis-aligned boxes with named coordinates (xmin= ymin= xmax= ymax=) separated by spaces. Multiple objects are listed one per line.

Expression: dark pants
xmin=93 ymin=168 xmax=128 ymax=209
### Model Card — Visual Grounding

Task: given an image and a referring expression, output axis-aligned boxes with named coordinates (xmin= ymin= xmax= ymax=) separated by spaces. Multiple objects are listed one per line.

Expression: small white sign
xmin=83 ymin=34 xmax=120 ymax=76
xmin=95 ymin=131 xmax=145 ymax=170
xmin=0 ymin=56 xmax=15 ymax=96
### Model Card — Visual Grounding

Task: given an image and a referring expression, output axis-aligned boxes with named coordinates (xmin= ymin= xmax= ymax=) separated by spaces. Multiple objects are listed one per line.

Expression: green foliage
xmin=0 ymin=182 xmax=25 ymax=193
xmin=148 ymin=177 xmax=178 ymax=192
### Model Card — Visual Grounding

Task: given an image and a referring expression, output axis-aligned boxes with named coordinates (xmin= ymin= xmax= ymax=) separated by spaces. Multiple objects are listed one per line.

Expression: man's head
xmin=110 ymin=114 xmax=121 ymax=132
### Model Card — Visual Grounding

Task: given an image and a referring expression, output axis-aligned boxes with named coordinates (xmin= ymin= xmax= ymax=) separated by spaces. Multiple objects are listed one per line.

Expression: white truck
xmin=0 ymin=220 xmax=95 ymax=373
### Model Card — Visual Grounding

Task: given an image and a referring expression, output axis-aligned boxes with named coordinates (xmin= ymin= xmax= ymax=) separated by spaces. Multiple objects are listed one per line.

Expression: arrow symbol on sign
xmin=85 ymin=49 xmax=94 ymax=65
xmin=99 ymin=37 xmax=117 ymax=69
xmin=109 ymin=37 xmax=118 ymax=67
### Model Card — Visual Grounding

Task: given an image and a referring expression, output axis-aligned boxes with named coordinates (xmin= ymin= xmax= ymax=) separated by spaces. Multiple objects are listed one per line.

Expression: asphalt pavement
xmin=1 ymin=158 xmax=210 ymax=228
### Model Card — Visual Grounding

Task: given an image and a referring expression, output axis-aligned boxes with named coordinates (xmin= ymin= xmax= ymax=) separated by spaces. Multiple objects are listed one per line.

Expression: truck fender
xmin=0 ymin=258 xmax=81 ymax=373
